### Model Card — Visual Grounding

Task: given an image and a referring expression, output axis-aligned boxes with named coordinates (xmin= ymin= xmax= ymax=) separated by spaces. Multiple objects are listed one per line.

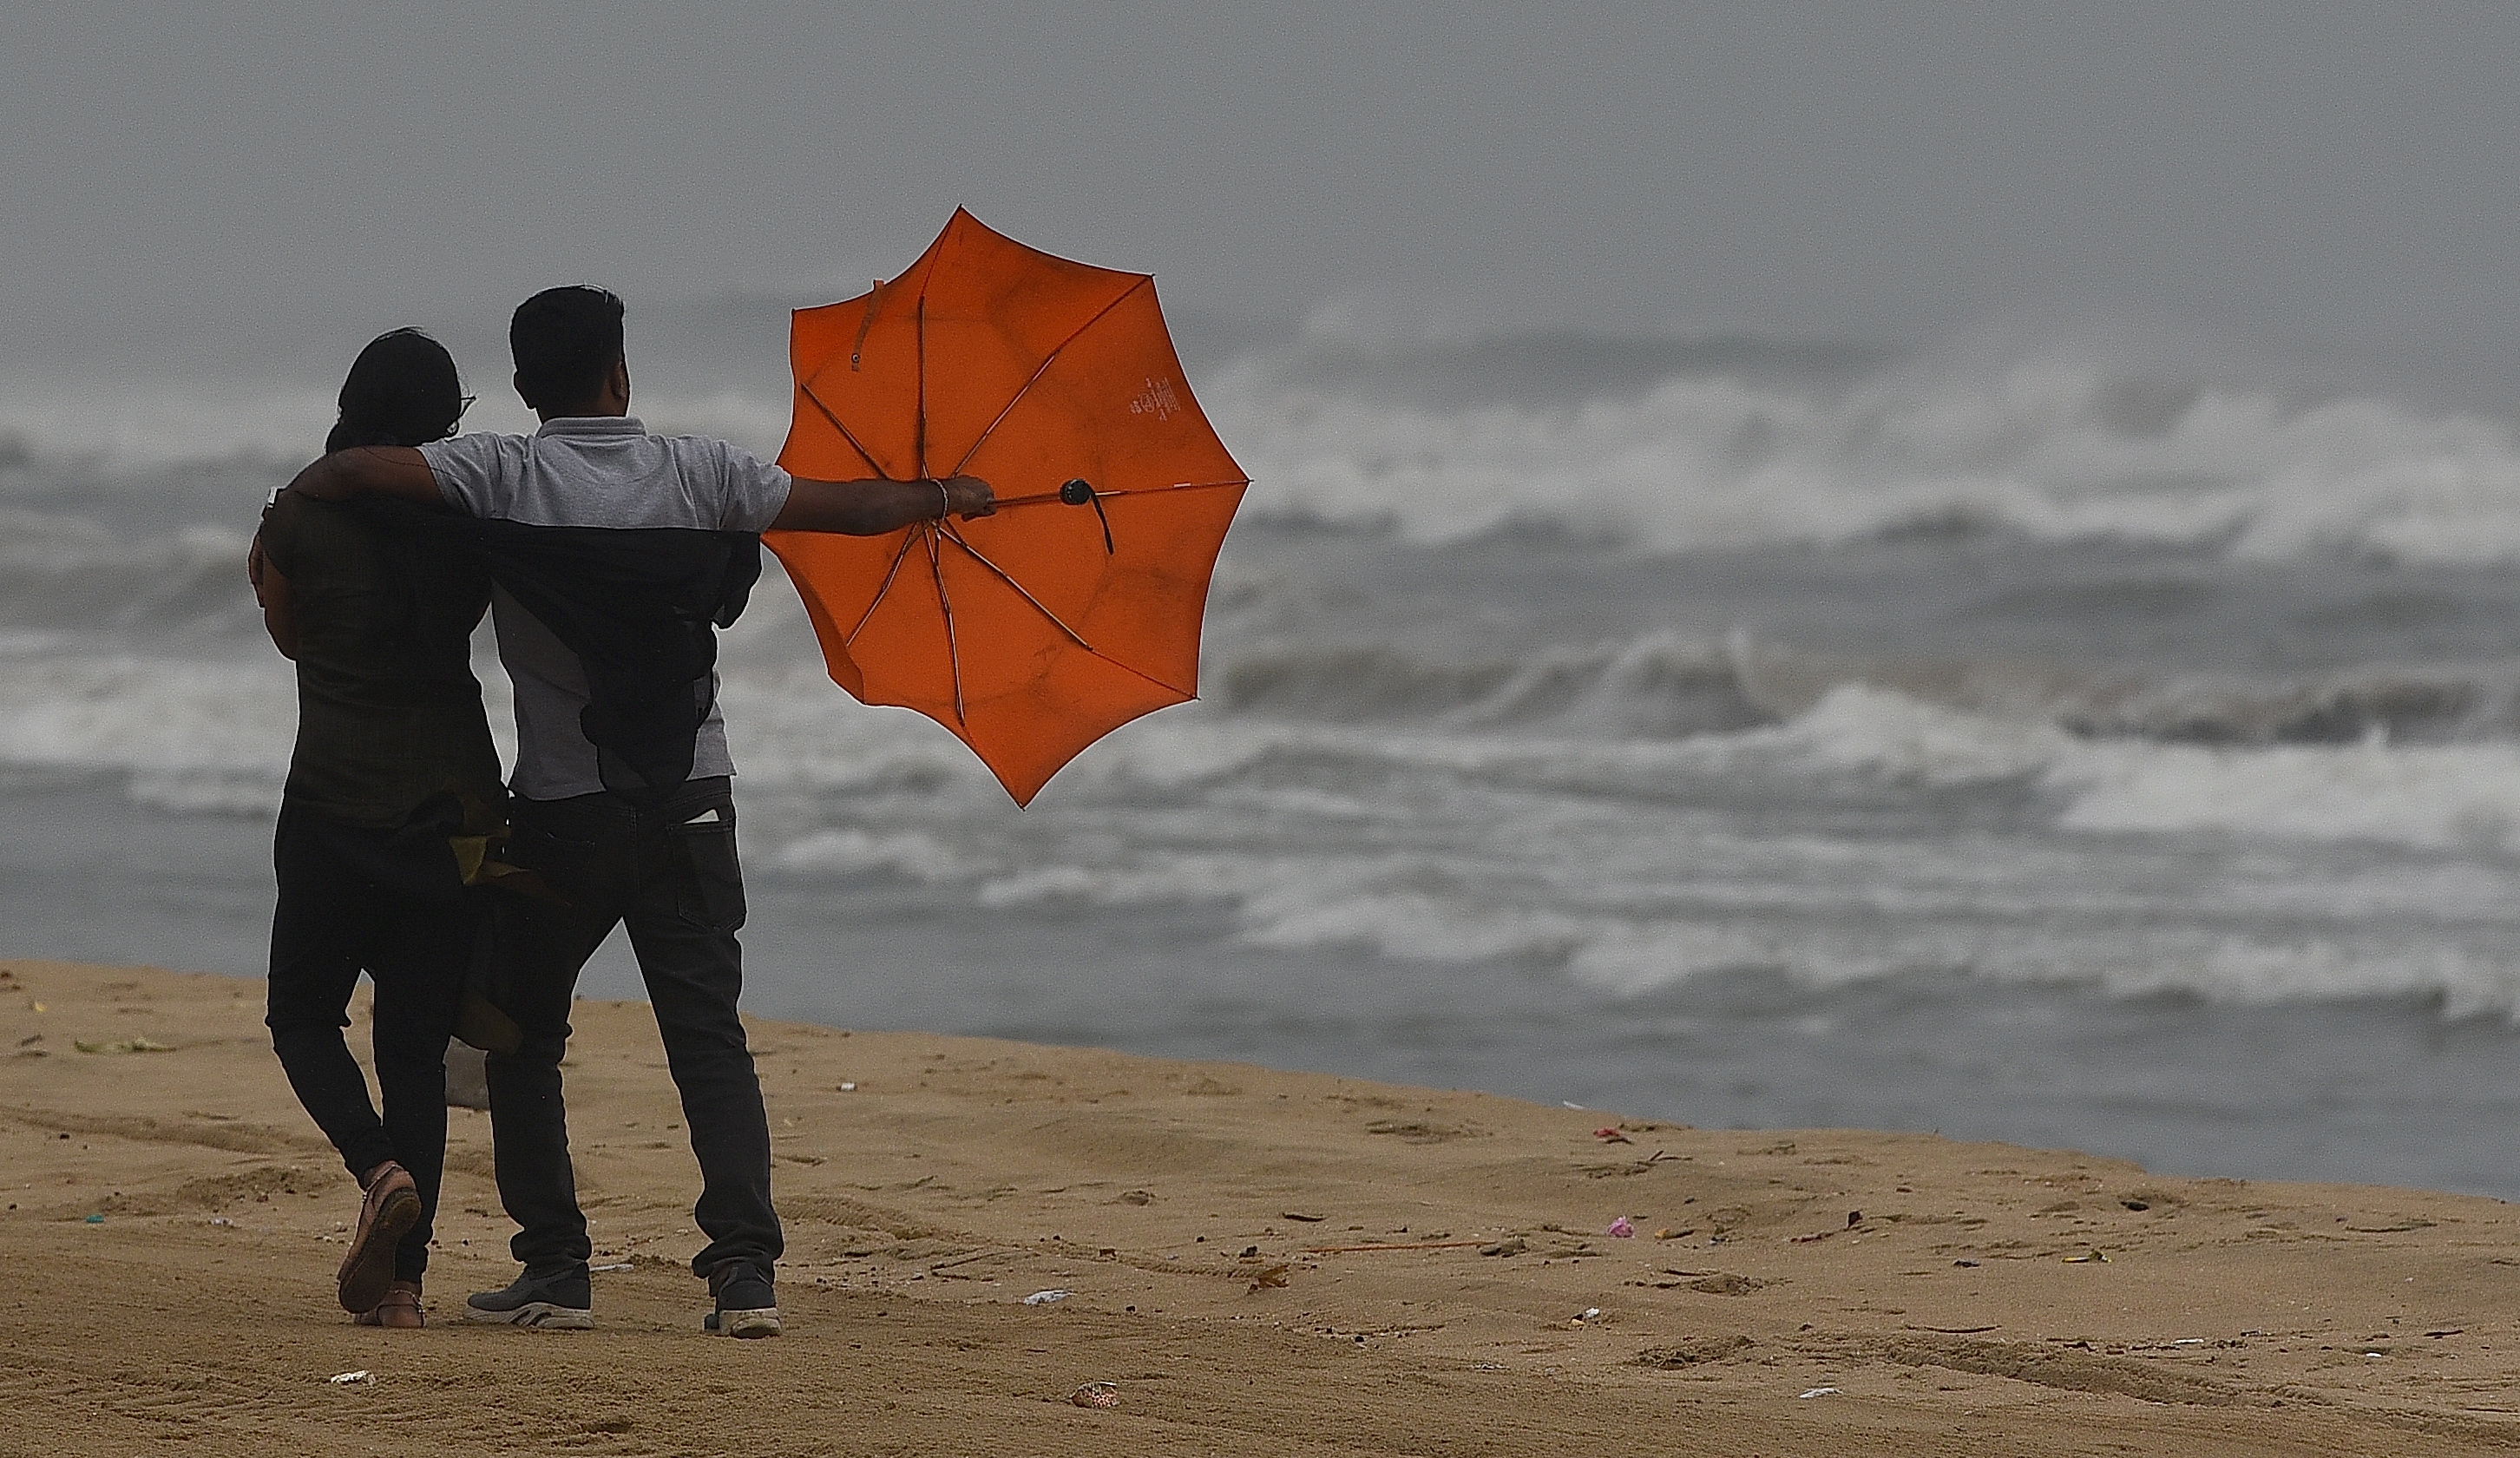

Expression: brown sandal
xmin=338 ymin=1162 xmax=421 ymax=1314
xmin=354 ymin=1280 xmax=423 ymax=1329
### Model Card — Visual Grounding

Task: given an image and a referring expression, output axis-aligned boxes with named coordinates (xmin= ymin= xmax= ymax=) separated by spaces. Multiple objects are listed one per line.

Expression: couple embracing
xmin=252 ymin=287 xmax=992 ymax=1333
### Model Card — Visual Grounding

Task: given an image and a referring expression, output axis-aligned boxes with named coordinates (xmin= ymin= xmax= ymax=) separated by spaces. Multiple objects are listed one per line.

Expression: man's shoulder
xmin=425 ymin=430 xmax=537 ymax=456
xmin=419 ymin=430 xmax=535 ymax=476
xmin=653 ymin=432 xmax=758 ymax=466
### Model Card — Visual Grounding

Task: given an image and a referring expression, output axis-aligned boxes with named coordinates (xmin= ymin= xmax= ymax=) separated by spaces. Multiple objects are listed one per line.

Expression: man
xmin=288 ymin=286 xmax=992 ymax=1337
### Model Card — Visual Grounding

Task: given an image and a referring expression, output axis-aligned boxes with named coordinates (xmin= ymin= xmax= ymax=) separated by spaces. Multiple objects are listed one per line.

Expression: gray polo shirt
xmin=418 ymin=416 xmax=793 ymax=800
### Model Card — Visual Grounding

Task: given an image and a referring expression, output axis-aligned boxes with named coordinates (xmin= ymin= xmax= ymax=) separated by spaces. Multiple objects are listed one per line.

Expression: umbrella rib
xmin=991 ymin=477 xmax=1251 ymax=509
xmin=925 ymin=525 xmax=967 ymax=726
xmin=1091 ymin=476 xmax=1250 ymax=499
xmin=945 ymin=276 xmax=1154 ymax=478
xmin=849 ymin=277 xmax=886 ymax=371
xmin=799 ymin=381 xmax=885 ymax=476
xmin=915 ymin=294 xmax=930 ymax=478
xmin=843 ymin=528 xmax=922 ymax=647
xmin=936 ymin=522 xmax=1197 ymax=701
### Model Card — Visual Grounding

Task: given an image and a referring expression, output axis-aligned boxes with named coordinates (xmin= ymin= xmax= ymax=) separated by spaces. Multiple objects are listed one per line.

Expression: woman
xmin=247 ymin=328 xmax=502 ymax=1328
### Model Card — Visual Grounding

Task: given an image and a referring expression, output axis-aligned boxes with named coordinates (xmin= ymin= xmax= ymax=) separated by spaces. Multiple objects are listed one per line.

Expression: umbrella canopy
xmin=770 ymin=210 xmax=1249 ymax=805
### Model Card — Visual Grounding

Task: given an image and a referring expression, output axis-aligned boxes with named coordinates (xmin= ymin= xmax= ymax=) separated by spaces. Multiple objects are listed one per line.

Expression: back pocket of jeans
xmin=670 ymin=823 xmax=747 ymax=931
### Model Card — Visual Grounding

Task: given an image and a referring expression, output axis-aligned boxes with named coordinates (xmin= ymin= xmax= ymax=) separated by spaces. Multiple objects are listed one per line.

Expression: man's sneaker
xmin=336 ymin=1162 xmax=421 ymax=1314
xmin=463 ymin=1266 xmax=594 ymax=1330
xmin=705 ymin=1261 xmax=781 ymax=1338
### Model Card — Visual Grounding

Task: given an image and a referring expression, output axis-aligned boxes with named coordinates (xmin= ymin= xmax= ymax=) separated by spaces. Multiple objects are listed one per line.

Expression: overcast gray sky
xmin=8 ymin=1 xmax=2520 ymax=394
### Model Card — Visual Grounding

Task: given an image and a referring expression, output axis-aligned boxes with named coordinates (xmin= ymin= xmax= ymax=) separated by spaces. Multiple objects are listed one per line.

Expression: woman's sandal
xmin=354 ymin=1280 xmax=423 ymax=1329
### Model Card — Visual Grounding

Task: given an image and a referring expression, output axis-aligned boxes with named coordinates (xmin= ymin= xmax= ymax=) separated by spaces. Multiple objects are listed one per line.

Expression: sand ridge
xmin=4 ymin=958 xmax=2519 ymax=1456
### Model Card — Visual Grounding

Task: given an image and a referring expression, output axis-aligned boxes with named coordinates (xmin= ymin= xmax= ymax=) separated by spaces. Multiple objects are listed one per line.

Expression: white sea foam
xmin=0 ymin=654 xmax=295 ymax=792
xmin=20 ymin=626 xmax=2520 ymax=866
xmin=0 ymin=643 xmax=515 ymax=811
xmin=768 ymin=827 xmax=971 ymax=883
xmin=1207 ymin=346 xmax=2520 ymax=564
xmin=12 ymin=330 xmax=2520 ymax=566
xmin=13 ymin=639 xmax=2518 ymax=1012
xmin=1729 ymin=683 xmax=2520 ymax=855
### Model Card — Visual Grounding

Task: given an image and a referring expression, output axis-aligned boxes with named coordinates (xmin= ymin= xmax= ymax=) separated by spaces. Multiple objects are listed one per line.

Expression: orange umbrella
xmin=770 ymin=210 xmax=1250 ymax=805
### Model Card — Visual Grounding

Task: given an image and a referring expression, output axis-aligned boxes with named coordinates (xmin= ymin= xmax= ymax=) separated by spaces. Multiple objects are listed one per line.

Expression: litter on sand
xmin=328 ymin=1370 xmax=373 ymax=1386
xmin=1799 ymin=1387 xmax=1840 ymax=1399
xmin=1070 ymin=1382 xmax=1120 ymax=1409
xmin=590 ymin=1263 xmax=633 ymax=1272
xmin=74 ymin=1037 xmax=172 ymax=1054
xmin=1606 ymin=1217 xmax=1636 ymax=1238
xmin=1024 ymin=1290 xmax=1072 ymax=1305
xmin=1592 ymin=1127 xmax=1632 ymax=1144
xmin=2064 ymin=1250 xmax=2110 ymax=1264
xmin=1572 ymin=1307 xmax=1602 ymax=1323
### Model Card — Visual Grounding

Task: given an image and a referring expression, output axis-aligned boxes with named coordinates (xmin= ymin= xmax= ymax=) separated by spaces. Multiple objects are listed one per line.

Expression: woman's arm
xmin=246 ymin=528 xmax=299 ymax=660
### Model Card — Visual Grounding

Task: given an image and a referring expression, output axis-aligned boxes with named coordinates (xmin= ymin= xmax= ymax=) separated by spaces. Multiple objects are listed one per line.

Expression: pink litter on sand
xmin=1607 ymin=1217 xmax=1635 ymax=1238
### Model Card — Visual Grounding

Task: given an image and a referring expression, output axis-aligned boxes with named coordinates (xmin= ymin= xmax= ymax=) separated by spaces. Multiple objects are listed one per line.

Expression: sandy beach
xmin=4 ymin=957 xmax=2517 ymax=1456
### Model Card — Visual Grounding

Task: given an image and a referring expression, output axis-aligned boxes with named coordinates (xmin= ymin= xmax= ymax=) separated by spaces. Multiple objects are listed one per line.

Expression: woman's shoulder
xmin=260 ymin=489 xmax=393 ymax=572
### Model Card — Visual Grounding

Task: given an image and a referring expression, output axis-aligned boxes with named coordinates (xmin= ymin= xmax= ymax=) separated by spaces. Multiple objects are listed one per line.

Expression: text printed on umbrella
xmin=1130 ymin=377 xmax=1182 ymax=421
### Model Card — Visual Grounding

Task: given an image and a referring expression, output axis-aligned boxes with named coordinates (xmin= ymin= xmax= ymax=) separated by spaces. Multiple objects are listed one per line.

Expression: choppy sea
xmin=9 ymin=313 xmax=2520 ymax=1196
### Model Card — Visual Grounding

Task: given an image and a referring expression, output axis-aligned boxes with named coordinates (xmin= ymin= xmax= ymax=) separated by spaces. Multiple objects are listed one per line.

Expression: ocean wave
xmin=758 ymin=817 xmax=2520 ymax=1016
xmin=1211 ymin=632 xmax=1779 ymax=738
xmin=0 ymin=647 xmax=515 ymax=813
xmin=0 ymin=653 xmax=296 ymax=795
xmin=2056 ymin=663 xmax=2520 ymax=745
xmin=1762 ymin=684 xmax=2520 ymax=856
xmin=1211 ymin=622 xmax=2520 ymax=752
xmin=1206 ymin=341 xmax=2520 ymax=564
xmin=0 ymin=509 xmax=261 ymax=636
xmin=19 ymin=637 xmax=2520 ymax=1015
xmin=22 ymin=613 xmax=2520 ymax=866
xmin=12 ymin=327 xmax=2520 ymax=568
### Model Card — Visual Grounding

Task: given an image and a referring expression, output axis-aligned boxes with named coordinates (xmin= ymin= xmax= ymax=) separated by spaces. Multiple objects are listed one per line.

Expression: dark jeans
xmin=266 ymin=800 xmax=474 ymax=1284
xmin=485 ymin=776 xmax=782 ymax=1282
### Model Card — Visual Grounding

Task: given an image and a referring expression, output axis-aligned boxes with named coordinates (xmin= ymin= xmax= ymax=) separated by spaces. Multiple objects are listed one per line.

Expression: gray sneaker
xmin=704 ymin=1260 xmax=781 ymax=1338
xmin=463 ymin=1265 xmax=594 ymax=1330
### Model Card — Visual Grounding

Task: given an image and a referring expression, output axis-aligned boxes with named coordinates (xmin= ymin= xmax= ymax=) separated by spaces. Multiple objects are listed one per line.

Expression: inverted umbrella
xmin=770 ymin=209 xmax=1250 ymax=805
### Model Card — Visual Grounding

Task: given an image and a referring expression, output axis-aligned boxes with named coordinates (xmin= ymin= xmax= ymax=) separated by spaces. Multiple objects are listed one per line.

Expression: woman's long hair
xmin=326 ymin=328 xmax=465 ymax=453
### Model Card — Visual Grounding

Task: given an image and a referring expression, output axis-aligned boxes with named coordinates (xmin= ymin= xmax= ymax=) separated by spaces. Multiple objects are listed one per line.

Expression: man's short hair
xmin=511 ymin=286 xmax=626 ymax=412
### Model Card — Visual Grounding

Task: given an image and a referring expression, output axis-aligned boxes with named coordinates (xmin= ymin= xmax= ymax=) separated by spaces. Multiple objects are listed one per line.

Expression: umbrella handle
xmin=1059 ymin=478 xmax=1115 ymax=555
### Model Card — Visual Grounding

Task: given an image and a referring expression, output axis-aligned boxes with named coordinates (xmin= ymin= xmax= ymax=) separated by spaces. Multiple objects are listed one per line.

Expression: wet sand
xmin=4 ymin=958 xmax=2517 ymax=1456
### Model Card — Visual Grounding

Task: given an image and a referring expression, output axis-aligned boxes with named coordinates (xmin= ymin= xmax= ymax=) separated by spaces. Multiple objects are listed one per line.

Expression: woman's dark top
xmin=259 ymin=489 xmax=502 ymax=828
